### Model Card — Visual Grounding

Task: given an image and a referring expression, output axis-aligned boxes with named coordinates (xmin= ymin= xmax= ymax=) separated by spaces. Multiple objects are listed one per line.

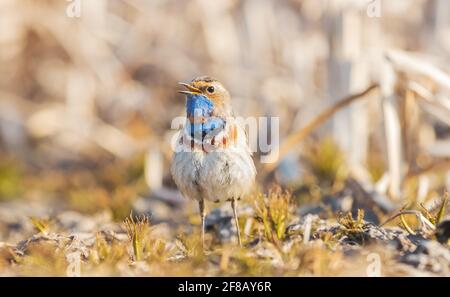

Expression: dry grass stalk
xmin=263 ymin=84 xmax=379 ymax=173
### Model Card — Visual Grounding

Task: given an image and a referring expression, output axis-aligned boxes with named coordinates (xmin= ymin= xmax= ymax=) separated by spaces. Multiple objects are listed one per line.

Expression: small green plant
xmin=29 ymin=217 xmax=52 ymax=235
xmin=338 ymin=209 xmax=365 ymax=233
xmin=254 ymin=186 xmax=293 ymax=242
xmin=123 ymin=214 xmax=150 ymax=262
xmin=336 ymin=209 xmax=367 ymax=244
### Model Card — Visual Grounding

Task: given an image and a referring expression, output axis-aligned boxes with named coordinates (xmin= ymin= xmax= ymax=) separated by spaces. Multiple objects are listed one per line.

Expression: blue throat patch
xmin=186 ymin=94 xmax=214 ymax=117
xmin=185 ymin=94 xmax=225 ymax=139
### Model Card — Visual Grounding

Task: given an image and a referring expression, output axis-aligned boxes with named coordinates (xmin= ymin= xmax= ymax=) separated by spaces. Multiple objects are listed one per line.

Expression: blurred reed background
xmin=0 ymin=0 xmax=450 ymax=241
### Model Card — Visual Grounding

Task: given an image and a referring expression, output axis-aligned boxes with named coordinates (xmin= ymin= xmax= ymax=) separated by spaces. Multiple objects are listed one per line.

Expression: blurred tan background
xmin=1 ymin=0 xmax=450 ymax=240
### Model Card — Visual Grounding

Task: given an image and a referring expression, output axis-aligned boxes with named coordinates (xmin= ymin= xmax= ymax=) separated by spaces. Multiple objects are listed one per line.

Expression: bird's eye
xmin=206 ymin=86 xmax=215 ymax=93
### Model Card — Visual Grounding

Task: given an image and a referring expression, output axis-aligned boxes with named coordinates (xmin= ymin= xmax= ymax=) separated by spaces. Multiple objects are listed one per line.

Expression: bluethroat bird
xmin=171 ymin=76 xmax=256 ymax=248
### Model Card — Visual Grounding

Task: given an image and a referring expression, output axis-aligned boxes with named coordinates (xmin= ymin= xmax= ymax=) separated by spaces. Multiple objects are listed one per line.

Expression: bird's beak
xmin=178 ymin=82 xmax=202 ymax=95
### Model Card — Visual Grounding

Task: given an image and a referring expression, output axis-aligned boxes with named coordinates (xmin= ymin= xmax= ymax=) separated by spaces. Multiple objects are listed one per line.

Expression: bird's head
xmin=178 ymin=76 xmax=232 ymax=119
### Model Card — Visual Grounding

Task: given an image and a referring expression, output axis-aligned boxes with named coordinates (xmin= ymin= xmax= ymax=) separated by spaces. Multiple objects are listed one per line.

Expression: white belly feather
xmin=171 ymin=122 xmax=256 ymax=203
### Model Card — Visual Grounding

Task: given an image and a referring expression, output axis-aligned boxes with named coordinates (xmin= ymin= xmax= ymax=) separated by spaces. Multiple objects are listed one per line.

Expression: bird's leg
xmin=199 ymin=199 xmax=206 ymax=249
xmin=231 ymin=198 xmax=242 ymax=246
